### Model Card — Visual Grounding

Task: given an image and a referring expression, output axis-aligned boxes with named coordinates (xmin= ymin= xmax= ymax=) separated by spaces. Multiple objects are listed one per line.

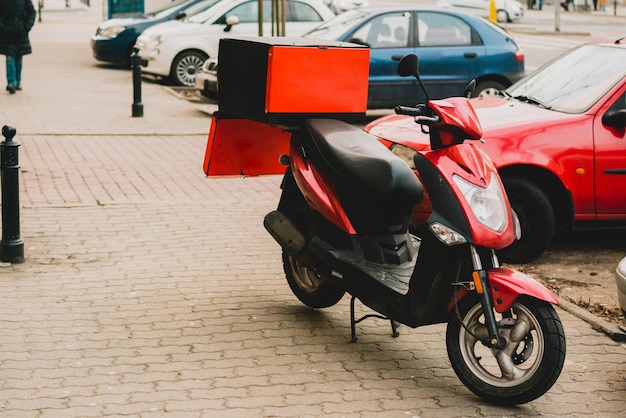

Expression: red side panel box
xmin=203 ymin=113 xmax=290 ymax=176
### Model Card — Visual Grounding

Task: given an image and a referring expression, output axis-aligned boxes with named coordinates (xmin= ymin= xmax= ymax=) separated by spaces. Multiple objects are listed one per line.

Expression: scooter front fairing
xmin=416 ymin=144 xmax=518 ymax=249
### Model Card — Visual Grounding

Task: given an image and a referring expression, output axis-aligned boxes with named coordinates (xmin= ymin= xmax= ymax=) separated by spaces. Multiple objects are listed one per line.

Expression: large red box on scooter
xmin=217 ymin=37 xmax=370 ymax=127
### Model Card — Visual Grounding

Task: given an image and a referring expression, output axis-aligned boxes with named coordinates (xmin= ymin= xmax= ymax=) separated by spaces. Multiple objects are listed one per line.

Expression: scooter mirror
xmin=463 ymin=79 xmax=476 ymax=98
xmin=398 ymin=54 xmax=419 ymax=77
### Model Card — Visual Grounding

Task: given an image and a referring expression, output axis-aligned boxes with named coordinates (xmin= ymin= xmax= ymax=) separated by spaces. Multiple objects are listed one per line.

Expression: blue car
xmin=91 ymin=0 xmax=220 ymax=67
xmin=303 ymin=7 xmax=525 ymax=108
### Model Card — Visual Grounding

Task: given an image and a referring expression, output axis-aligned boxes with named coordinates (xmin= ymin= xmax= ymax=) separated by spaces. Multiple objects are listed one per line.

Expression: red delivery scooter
xmin=261 ymin=53 xmax=565 ymax=406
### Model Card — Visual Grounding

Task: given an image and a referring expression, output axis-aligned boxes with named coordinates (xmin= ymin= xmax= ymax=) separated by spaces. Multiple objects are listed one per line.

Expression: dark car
xmin=198 ymin=7 xmax=525 ymax=108
xmin=91 ymin=0 xmax=219 ymax=67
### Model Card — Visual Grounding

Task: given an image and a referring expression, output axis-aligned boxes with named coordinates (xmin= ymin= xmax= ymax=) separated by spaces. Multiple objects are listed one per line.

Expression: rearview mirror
xmin=463 ymin=80 xmax=476 ymax=98
xmin=225 ymin=15 xmax=240 ymax=26
xmin=602 ymin=109 xmax=626 ymax=128
xmin=397 ymin=54 xmax=419 ymax=77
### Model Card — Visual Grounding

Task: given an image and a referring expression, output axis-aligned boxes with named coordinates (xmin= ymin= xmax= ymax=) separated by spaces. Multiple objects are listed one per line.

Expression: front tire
xmin=446 ymin=296 xmax=566 ymax=406
xmin=500 ymin=178 xmax=555 ymax=264
xmin=283 ymin=252 xmax=345 ymax=308
xmin=171 ymin=51 xmax=207 ymax=87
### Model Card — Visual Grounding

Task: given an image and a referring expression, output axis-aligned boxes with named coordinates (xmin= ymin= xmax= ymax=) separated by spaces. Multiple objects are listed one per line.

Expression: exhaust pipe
xmin=263 ymin=211 xmax=305 ymax=256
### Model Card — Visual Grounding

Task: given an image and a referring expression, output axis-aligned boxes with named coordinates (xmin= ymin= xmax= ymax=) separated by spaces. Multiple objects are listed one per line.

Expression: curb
xmin=509 ymin=28 xmax=592 ymax=36
xmin=558 ymin=298 xmax=626 ymax=342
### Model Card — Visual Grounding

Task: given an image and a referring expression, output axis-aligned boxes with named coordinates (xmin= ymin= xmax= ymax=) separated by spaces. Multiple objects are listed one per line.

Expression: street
xmin=0 ymin=1 xmax=625 ymax=416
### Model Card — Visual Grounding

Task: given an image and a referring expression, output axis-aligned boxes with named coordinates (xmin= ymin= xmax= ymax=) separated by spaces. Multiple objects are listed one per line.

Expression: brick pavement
xmin=0 ymin=2 xmax=625 ymax=417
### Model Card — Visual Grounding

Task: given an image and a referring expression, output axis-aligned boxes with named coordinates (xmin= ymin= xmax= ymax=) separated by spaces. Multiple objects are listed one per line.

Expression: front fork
xmin=469 ymin=245 xmax=506 ymax=349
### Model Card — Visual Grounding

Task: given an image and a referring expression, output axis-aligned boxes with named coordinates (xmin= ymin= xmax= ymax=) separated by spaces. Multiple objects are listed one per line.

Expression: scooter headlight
xmin=453 ymin=174 xmax=507 ymax=232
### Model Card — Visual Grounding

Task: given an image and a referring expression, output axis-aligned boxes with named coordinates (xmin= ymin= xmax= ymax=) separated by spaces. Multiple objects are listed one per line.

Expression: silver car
xmin=616 ymin=256 xmax=626 ymax=319
xmin=196 ymin=58 xmax=218 ymax=99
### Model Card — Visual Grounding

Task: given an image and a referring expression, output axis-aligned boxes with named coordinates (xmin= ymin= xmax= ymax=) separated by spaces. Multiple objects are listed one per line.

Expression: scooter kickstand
xmin=350 ymin=295 xmax=400 ymax=343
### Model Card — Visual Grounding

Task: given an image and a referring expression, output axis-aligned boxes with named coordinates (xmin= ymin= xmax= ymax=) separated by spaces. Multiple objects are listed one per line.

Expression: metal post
xmin=555 ymin=1 xmax=561 ymax=32
xmin=489 ymin=0 xmax=497 ymax=23
xmin=1 ymin=125 xmax=24 ymax=263
xmin=132 ymin=48 xmax=144 ymax=118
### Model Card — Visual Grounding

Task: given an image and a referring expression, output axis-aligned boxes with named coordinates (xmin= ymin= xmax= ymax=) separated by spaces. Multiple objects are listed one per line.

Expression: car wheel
xmin=474 ymin=80 xmax=506 ymax=97
xmin=497 ymin=10 xmax=509 ymax=23
xmin=171 ymin=51 xmax=208 ymax=87
xmin=499 ymin=178 xmax=556 ymax=264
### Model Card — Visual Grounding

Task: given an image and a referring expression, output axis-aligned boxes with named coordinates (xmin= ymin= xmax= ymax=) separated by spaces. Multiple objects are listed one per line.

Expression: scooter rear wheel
xmin=283 ymin=252 xmax=345 ymax=308
xmin=446 ymin=296 xmax=566 ymax=405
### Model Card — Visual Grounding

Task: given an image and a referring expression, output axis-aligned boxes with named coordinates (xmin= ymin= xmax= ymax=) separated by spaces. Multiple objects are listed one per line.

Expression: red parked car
xmin=365 ymin=39 xmax=626 ymax=263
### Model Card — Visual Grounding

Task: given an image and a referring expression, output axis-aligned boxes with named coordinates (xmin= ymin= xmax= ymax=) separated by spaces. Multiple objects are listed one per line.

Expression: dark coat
xmin=0 ymin=0 xmax=36 ymax=57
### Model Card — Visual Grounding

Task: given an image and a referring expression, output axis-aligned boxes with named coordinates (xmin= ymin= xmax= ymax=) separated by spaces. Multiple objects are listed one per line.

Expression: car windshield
xmin=506 ymin=44 xmax=626 ymax=113
xmin=184 ymin=0 xmax=224 ymax=22
xmin=148 ymin=0 xmax=195 ymax=18
xmin=303 ymin=9 xmax=367 ymax=40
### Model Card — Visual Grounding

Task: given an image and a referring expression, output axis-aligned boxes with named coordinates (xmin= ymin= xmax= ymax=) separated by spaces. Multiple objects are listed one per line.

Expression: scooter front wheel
xmin=283 ymin=252 xmax=345 ymax=308
xmin=446 ymin=296 xmax=566 ymax=406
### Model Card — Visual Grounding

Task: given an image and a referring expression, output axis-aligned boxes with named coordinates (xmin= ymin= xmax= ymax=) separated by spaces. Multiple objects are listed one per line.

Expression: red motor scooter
xmin=263 ymin=53 xmax=566 ymax=405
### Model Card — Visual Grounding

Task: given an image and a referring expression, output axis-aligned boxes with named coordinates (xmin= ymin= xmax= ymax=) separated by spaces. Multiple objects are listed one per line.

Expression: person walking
xmin=0 ymin=0 xmax=36 ymax=94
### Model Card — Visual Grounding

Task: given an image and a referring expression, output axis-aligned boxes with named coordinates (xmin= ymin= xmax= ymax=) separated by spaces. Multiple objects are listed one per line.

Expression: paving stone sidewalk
xmin=0 ymin=2 xmax=625 ymax=417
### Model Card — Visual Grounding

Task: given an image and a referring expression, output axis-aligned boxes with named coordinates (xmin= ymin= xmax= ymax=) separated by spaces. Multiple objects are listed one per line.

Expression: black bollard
xmin=132 ymin=47 xmax=144 ymax=117
xmin=1 ymin=125 xmax=24 ymax=263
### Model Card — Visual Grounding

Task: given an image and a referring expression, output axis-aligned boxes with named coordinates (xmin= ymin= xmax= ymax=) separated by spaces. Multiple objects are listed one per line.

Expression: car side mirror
xmin=463 ymin=79 xmax=476 ymax=98
xmin=348 ymin=38 xmax=369 ymax=47
xmin=224 ymin=15 xmax=240 ymax=32
xmin=602 ymin=109 xmax=626 ymax=128
xmin=174 ymin=11 xmax=186 ymax=20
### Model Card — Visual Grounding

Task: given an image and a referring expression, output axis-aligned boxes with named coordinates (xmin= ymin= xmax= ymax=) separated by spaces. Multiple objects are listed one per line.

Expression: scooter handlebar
xmin=394 ymin=105 xmax=423 ymax=116
xmin=395 ymin=105 xmax=440 ymax=126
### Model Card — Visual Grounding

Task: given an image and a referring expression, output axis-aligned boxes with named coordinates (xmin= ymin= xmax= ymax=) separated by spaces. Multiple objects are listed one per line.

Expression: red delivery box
xmin=203 ymin=37 xmax=370 ymax=176
xmin=217 ymin=37 xmax=370 ymax=127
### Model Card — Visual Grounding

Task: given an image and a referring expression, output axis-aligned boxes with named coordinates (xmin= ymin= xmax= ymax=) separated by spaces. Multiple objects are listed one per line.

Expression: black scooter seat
xmin=304 ymin=119 xmax=423 ymax=204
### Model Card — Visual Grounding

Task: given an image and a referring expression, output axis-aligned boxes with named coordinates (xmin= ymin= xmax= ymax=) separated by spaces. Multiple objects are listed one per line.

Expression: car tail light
xmin=514 ymin=48 xmax=525 ymax=62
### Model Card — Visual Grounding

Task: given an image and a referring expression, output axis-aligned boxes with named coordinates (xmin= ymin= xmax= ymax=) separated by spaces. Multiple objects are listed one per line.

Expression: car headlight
xmin=99 ymin=26 xmax=126 ymax=38
xmin=453 ymin=174 xmax=507 ymax=232
xmin=152 ymin=34 xmax=164 ymax=46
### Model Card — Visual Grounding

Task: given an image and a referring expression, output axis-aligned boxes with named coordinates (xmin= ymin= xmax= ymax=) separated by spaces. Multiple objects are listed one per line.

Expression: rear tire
xmin=446 ymin=296 xmax=566 ymax=405
xmin=283 ymin=252 xmax=345 ymax=309
xmin=500 ymin=178 xmax=555 ymax=264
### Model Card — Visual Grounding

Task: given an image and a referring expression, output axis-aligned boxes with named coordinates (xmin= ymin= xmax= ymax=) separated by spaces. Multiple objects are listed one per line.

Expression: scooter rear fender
xmin=450 ymin=267 xmax=558 ymax=313
xmin=290 ymin=139 xmax=356 ymax=234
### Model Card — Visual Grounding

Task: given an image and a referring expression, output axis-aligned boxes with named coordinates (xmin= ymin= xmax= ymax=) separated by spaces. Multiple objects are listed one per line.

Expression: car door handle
xmin=464 ymin=52 xmax=478 ymax=59
xmin=391 ymin=55 xmax=404 ymax=61
xmin=604 ymin=168 xmax=626 ymax=174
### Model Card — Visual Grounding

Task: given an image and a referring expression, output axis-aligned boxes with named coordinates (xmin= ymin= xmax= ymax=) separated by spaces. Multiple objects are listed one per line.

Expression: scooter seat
xmin=303 ymin=119 xmax=423 ymax=204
